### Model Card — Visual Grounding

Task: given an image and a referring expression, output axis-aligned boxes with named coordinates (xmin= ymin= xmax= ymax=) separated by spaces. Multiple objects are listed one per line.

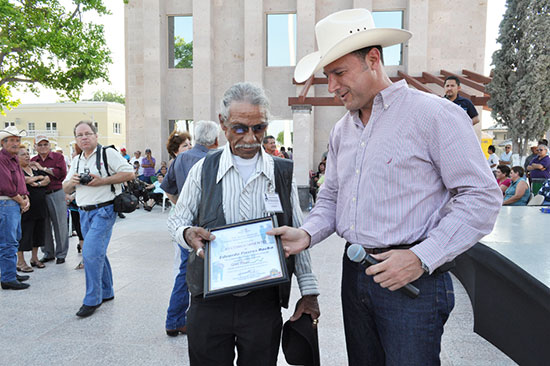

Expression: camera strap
xmin=75 ymin=144 xmax=117 ymax=193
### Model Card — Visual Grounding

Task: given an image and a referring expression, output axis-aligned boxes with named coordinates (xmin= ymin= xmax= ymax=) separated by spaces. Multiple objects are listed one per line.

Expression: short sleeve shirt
xmin=451 ymin=95 xmax=478 ymax=119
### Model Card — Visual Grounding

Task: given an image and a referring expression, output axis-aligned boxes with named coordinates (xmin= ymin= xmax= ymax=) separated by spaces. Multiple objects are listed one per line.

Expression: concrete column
xmin=353 ymin=0 xmax=373 ymax=10
xmin=244 ymin=0 xmax=264 ymax=84
xmin=292 ymin=105 xmax=314 ymax=209
xmin=406 ymin=0 xmax=428 ymax=74
xmin=192 ymin=0 xmax=213 ymax=121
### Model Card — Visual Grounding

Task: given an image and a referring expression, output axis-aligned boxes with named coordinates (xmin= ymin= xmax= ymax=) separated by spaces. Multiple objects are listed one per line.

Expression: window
xmin=28 ymin=122 xmax=35 ymax=131
xmin=113 ymin=123 xmax=121 ymax=134
xmin=267 ymin=14 xmax=296 ymax=67
xmin=4 ymin=121 xmax=15 ymax=127
xmin=372 ymin=11 xmax=404 ymax=66
xmin=46 ymin=122 xmax=57 ymax=131
xmin=168 ymin=16 xmax=193 ymax=68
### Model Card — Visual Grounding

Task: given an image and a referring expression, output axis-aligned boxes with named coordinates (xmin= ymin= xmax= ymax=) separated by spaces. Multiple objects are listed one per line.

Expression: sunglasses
xmin=230 ymin=123 xmax=267 ymax=135
xmin=537 ymin=149 xmax=546 ymax=152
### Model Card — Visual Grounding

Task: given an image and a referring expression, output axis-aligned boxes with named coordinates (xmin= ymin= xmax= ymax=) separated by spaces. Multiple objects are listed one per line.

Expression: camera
xmin=79 ymin=168 xmax=93 ymax=185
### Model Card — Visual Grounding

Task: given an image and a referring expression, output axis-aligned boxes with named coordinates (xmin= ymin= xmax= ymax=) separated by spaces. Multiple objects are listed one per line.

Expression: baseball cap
xmin=35 ymin=135 xmax=50 ymax=144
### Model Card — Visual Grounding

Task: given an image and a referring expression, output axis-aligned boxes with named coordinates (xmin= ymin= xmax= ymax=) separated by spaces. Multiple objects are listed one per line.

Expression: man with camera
xmin=63 ymin=121 xmax=134 ymax=318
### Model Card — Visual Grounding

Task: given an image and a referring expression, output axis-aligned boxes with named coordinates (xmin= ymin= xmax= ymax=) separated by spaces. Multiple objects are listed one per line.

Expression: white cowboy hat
xmin=0 ymin=126 xmax=27 ymax=141
xmin=294 ymin=8 xmax=412 ymax=83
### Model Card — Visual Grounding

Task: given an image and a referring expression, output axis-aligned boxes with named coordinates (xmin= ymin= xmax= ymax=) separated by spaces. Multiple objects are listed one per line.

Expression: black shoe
xmin=16 ymin=274 xmax=30 ymax=282
xmin=102 ymin=296 xmax=114 ymax=303
xmin=118 ymin=213 xmax=126 ymax=218
xmin=166 ymin=325 xmax=187 ymax=337
xmin=1 ymin=281 xmax=30 ymax=290
xmin=40 ymin=256 xmax=54 ymax=263
xmin=77 ymin=244 xmax=82 ymax=253
xmin=56 ymin=258 xmax=65 ymax=264
xmin=76 ymin=304 xmax=101 ymax=318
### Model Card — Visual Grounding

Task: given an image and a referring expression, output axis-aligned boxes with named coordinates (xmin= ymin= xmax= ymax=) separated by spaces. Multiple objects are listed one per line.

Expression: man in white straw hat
xmin=270 ymin=8 xmax=502 ymax=364
xmin=0 ymin=126 xmax=31 ymax=290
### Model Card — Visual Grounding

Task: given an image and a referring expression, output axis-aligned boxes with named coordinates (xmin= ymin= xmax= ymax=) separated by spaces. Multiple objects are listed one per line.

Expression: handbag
xmin=101 ymin=145 xmax=138 ymax=213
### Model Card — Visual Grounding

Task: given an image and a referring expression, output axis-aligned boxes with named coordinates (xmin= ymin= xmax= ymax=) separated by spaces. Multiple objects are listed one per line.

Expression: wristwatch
xmin=420 ymin=260 xmax=429 ymax=274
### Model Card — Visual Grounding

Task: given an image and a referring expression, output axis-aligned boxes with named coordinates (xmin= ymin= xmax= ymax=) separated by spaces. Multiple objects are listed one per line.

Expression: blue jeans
xmin=341 ymin=250 xmax=454 ymax=366
xmin=165 ymin=245 xmax=190 ymax=329
xmin=0 ymin=200 xmax=22 ymax=282
xmin=80 ymin=205 xmax=117 ymax=306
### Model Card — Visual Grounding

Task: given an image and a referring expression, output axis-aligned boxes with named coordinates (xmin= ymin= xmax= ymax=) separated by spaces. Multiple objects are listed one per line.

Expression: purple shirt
xmin=528 ymin=155 xmax=550 ymax=180
xmin=141 ymin=156 xmax=156 ymax=177
xmin=31 ymin=151 xmax=67 ymax=190
xmin=301 ymin=80 xmax=502 ymax=272
xmin=0 ymin=148 xmax=28 ymax=197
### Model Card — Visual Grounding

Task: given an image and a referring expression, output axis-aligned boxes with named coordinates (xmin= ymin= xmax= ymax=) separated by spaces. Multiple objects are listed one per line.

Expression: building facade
xmin=0 ymin=102 xmax=126 ymax=156
xmin=125 ymin=0 xmax=488 ymax=203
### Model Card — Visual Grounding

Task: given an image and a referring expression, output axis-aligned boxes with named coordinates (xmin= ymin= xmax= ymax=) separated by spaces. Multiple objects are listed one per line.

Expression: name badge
xmin=264 ymin=192 xmax=283 ymax=213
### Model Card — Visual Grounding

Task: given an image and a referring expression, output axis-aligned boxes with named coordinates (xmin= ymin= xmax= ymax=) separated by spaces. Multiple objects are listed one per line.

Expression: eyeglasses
xmin=537 ymin=149 xmax=546 ymax=152
xmin=75 ymin=132 xmax=95 ymax=139
xmin=230 ymin=123 xmax=268 ymax=135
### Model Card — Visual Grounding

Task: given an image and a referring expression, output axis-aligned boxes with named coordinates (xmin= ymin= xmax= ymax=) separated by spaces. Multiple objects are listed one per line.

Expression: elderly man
xmin=168 ymin=82 xmax=320 ymax=366
xmin=499 ymin=144 xmax=513 ymax=166
xmin=270 ymin=9 xmax=502 ymax=365
xmin=0 ymin=127 xmax=31 ymax=290
xmin=63 ymin=121 xmax=134 ymax=317
xmin=161 ymin=120 xmax=219 ymax=337
xmin=31 ymin=135 xmax=68 ymax=264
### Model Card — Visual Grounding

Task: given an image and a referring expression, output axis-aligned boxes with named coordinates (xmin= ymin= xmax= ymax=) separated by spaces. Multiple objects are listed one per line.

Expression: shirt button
xmin=350 ymin=225 xmax=354 ymax=230
xmin=356 ymin=169 xmax=360 ymax=174
xmin=352 ymin=197 xmax=356 ymax=202
xmin=384 ymin=104 xmax=389 ymax=109
xmin=361 ymin=142 xmax=365 ymax=147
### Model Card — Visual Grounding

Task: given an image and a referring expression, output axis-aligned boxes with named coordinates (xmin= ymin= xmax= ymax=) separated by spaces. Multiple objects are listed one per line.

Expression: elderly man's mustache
xmin=235 ymin=143 xmax=261 ymax=149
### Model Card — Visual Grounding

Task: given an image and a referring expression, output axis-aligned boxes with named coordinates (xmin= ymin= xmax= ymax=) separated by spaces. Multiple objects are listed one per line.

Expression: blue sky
xmin=174 ymin=16 xmax=193 ymax=43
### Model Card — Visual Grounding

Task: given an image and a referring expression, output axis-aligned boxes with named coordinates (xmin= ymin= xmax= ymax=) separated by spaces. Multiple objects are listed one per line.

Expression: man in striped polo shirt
xmin=271 ymin=9 xmax=502 ymax=365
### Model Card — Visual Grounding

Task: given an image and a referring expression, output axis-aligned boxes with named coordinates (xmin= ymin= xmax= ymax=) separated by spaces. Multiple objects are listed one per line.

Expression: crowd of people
xmin=2 ymin=7 xmax=550 ymax=366
xmin=487 ymin=139 xmax=550 ymax=206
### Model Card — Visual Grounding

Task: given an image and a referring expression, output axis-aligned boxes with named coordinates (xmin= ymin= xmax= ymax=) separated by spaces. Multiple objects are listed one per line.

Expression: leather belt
xmin=45 ymin=188 xmax=61 ymax=194
xmin=79 ymin=200 xmax=114 ymax=211
xmin=0 ymin=196 xmax=11 ymax=200
xmin=344 ymin=241 xmax=455 ymax=274
xmin=345 ymin=241 xmax=421 ymax=254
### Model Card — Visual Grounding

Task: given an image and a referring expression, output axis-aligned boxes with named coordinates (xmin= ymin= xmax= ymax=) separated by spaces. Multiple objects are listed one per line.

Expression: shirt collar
xmin=193 ymin=144 xmax=210 ymax=153
xmin=0 ymin=148 xmax=16 ymax=161
xmin=216 ymin=143 xmax=274 ymax=184
xmin=347 ymin=80 xmax=408 ymax=127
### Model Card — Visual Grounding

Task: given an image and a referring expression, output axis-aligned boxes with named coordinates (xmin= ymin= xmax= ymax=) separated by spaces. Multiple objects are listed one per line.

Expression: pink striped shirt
xmin=302 ymin=80 xmax=502 ymax=273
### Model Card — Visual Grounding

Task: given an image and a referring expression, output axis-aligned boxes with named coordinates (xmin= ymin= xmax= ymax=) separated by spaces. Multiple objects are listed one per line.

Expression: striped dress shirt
xmin=168 ymin=144 xmax=319 ymax=296
xmin=302 ymin=80 xmax=502 ymax=273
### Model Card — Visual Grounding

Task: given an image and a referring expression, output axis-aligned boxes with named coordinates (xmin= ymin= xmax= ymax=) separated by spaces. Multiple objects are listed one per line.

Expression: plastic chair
xmin=527 ymin=194 xmax=545 ymax=206
xmin=162 ymin=191 xmax=169 ymax=212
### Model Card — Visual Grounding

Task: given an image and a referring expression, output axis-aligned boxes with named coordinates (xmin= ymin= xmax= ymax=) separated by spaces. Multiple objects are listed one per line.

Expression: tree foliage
xmin=487 ymin=0 xmax=550 ymax=156
xmin=174 ymin=36 xmax=193 ymax=68
xmin=91 ymin=90 xmax=125 ymax=104
xmin=0 ymin=0 xmax=112 ymax=113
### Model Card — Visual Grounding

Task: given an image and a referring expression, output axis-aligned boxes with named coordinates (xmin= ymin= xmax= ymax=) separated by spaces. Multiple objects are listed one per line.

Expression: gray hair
xmin=194 ymin=120 xmax=220 ymax=146
xmin=219 ymin=82 xmax=271 ymax=125
xmin=73 ymin=120 xmax=97 ymax=136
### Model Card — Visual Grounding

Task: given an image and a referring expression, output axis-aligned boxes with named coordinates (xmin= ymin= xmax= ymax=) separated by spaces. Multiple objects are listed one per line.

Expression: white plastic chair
xmin=527 ymin=194 xmax=544 ymax=206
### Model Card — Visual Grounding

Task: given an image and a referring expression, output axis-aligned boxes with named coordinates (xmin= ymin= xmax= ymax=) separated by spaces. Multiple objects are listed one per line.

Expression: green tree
xmin=276 ymin=131 xmax=284 ymax=145
xmin=487 ymin=0 xmax=550 ymax=157
xmin=0 ymin=0 xmax=112 ymax=113
xmin=174 ymin=36 xmax=193 ymax=68
xmin=91 ymin=91 xmax=125 ymax=104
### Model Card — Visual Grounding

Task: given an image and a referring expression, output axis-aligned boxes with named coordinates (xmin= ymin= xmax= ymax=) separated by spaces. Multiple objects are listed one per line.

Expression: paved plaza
xmin=0 ymin=206 xmax=517 ymax=365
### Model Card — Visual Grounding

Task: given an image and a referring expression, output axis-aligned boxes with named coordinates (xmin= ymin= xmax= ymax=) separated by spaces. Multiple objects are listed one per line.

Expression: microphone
xmin=346 ymin=244 xmax=420 ymax=299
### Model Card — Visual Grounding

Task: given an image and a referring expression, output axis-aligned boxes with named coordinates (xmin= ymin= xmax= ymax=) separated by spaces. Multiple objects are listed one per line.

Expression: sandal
xmin=75 ymin=261 xmax=84 ymax=270
xmin=30 ymin=260 xmax=45 ymax=268
xmin=17 ymin=263 xmax=34 ymax=272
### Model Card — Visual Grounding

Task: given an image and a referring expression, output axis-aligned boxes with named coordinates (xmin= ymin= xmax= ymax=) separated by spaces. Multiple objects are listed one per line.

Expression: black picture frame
xmin=203 ymin=216 xmax=289 ymax=298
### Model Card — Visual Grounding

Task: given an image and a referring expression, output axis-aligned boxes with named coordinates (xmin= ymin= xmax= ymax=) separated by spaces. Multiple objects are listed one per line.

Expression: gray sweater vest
xmin=186 ymin=149 xmax=296 ymax=308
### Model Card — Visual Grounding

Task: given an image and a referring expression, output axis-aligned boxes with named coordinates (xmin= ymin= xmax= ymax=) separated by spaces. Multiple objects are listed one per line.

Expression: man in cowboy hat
xmin=0 ymin=126 xmax=31 ymax=290
xmin=31 ymin=134 xmax=69 ymax=264
xmin=270 ymin=8 xmax=502 ymax=364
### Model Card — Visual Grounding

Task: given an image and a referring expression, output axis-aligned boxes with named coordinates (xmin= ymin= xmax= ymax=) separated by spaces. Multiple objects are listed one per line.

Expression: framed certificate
xmin=203 ymin=216 xmax=289 ymax=298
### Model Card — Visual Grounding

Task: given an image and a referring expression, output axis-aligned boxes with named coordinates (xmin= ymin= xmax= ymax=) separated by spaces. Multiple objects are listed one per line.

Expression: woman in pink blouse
xmin=495 ymin=165 xmax=512 ymax=195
